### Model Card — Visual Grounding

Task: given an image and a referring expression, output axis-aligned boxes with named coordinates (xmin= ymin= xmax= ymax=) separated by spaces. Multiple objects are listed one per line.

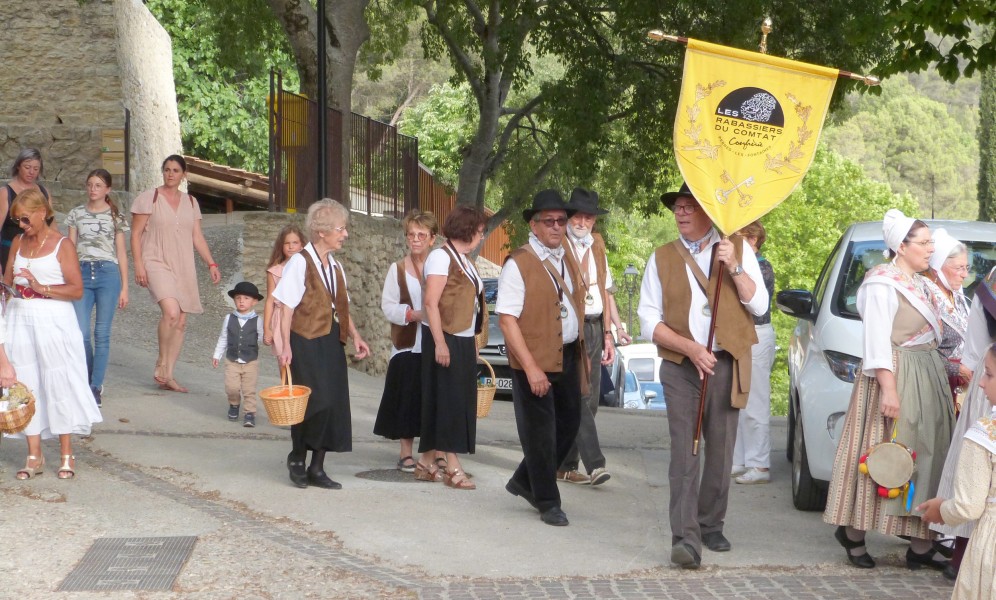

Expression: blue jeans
xmin=73 ymin=260 xmax=122 ymax=390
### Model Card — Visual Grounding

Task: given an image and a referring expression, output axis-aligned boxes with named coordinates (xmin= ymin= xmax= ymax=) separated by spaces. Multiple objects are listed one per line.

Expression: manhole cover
xmin=58 ymin=536 xmax=197 ymax=591
xmin=354 ymin=469 xmax=422 ymax=483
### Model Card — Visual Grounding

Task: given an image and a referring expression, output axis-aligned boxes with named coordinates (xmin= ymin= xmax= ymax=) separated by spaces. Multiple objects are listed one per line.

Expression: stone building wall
xmin=0 ymin=0 xmax=180 ymax=214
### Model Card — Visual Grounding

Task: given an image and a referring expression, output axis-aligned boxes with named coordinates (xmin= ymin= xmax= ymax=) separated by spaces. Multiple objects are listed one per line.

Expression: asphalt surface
xmin=0 ymin=216 xmax=954 ymax=598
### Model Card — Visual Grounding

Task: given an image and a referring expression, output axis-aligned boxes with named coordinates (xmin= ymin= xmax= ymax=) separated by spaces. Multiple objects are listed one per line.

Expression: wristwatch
xmin=731 ymin=265 xmax=744 ymax=277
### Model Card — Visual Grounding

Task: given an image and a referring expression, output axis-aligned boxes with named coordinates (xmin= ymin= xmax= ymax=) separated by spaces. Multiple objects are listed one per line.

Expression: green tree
xmin=980 ymin=61 xmax=996 ymax=221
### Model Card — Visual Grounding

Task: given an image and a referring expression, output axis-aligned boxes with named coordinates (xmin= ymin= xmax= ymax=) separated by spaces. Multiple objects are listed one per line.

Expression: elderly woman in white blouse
xmin=373 ymin=210 xmax=439 ymax=473
xmin=924 ymin=228 xmax=972 ymax=400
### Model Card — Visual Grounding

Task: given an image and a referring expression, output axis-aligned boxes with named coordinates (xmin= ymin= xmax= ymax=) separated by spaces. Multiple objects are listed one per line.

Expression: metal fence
xmin=268 ymin=71 xmax=419 ymax=216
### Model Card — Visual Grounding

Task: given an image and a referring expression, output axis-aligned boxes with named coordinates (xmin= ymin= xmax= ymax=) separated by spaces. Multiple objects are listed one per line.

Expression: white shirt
xmin=496 ymin=237 xmax=580 ymax=344
xmin=637 ymin=229 xmax=768 ymax=349
xmin=566 ymin=233 xmax=614 ymax=317
xmin=212 ymin=310 xmax=264 ymax=362
xmin=273 ymin=243 xmax=348 ymax=310
xmin=857 ymin=278 xmax=938 ymax=375
xmin=423 ymin=246 xmax=481 ymax=337
xmin=381 ymin=260 xmax=424 ymax=356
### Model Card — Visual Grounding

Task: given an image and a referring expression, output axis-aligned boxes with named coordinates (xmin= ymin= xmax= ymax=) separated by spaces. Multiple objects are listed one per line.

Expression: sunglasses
xmin=10 ymin=215 xmax=31 ymax=226
xmin=535 ymin=217 xmax=568 ymax=228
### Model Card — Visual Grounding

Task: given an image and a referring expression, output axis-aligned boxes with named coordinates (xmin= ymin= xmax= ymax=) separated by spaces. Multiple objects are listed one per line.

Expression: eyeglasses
xmin=673 ymin=203 xmax=699 ymax=215
xmin=535 ymin=217 xmax=568 ymax=228
xmin=907 ymin=239 xmax=934 ymax=247
xmin=333 ymin=225 xmax=347 ymax=233
xmin=949 ymin=264 xmax=970 ymax=274
xmin=406 ymin=231 xmax=429 ymax=241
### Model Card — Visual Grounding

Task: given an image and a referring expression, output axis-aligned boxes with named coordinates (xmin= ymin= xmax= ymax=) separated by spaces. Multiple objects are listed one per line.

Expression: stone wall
xmin=243 ymin=210 xmax=502 ymax=376
xmin=0 ymin=0 xmax=180 ymax=211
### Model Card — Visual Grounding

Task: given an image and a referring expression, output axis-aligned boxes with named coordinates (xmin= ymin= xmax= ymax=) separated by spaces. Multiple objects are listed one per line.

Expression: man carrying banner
xmin=637 ymin=182 xmax=768 ymax=568
xmin=556 ymin=187 xmax=616 ymax=486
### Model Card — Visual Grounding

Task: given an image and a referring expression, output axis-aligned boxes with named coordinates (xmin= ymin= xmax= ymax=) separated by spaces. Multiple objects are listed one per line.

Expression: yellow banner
xmin=674 ymin=39 xmax=838 ymax=235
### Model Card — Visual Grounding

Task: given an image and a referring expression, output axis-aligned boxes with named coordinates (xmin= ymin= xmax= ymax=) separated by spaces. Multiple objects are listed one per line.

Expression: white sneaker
xmin=735 ymin=467 xmax=771 ymax=484
xmin=730 ymin=464 xmax=747 ymax=478
xmin=589 ymin=467 xmax=611 ymax=486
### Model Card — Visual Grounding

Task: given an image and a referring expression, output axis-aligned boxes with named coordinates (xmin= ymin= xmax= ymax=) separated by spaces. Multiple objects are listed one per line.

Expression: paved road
xmin=0 ymin=218 xmax=954 ymax=598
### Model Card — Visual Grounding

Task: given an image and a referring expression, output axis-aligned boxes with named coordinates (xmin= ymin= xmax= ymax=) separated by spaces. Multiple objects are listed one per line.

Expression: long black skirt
xmin=418 ymin=324 xmax=476 ymax=454
xmin=373 ymin=350 xmax=422 ymax=440
xmin=288 ymin=326 xmax=351 ymax=452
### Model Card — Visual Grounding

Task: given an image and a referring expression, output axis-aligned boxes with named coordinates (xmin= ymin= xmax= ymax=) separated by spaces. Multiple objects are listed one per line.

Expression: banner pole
xmin=692 ymin=243 xmax=724 ymax=456
xmin=646 ymin=30 xmax=881 ymax=86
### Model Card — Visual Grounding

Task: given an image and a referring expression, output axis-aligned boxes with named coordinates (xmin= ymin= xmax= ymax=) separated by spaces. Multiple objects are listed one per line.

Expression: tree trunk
xmin=979 ymin=59 xmax=996 ymax=222
xmin=266 ymin=0 xmax=370 ymax=208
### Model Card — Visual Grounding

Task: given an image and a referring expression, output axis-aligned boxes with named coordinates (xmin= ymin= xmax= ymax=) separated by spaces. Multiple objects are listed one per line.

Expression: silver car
xmin=777 ymin=220 xmax=996 ymax=511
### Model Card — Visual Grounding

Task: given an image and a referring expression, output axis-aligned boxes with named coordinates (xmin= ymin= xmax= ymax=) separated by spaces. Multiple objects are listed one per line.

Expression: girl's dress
xmin=939 ymin=412 xmax=996 ymax=599
xmin=267 ymin=262 xmax=285 ymax=356
xmin=4 ymin=238 xmax=102 ymax=439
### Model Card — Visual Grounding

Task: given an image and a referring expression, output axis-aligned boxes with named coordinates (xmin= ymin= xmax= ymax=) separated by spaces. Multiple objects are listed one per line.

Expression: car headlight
xmin=824 ymin=350 xmax=861 ymax=383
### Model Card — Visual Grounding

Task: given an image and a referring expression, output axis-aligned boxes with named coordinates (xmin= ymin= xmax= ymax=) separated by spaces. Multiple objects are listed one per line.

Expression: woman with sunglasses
xmin=374 ymin=209 xmax=440 ymax=474
xmin=0 ymin=148 xmax=50 ymax=272
xmin=3 ymin=189 xmax=101 ymax=480
xmin=131 ymin=155 xmax=221 ymax=393
xmin=418 ymin=206 xmax=488 ymax=489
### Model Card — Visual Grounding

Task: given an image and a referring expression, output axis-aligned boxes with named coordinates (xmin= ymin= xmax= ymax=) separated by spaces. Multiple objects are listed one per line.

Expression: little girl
xmin=66 ymin=169 xmax=129 ymax=407
xmin=919 ymin=343 xmax=996 ymax=598
xmin=263 ymin=225 xmax=304 ymax=356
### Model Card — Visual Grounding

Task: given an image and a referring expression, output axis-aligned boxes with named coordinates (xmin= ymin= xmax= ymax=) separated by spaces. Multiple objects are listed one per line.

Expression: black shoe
xmin=670 ymin=542 xmax=701 ymax=569
xmin=307 ymin=470 xmax=342 ymax=490
xmin=933 ymin=539 xmax=955 ymax=559
xmin=702 ymin=531 xmax=731 ymax=552
xmin=243 ymin=412 xmax=256 ymax=428
xmin=505 ymin=479 xmax=539 ymax=510
xmin=540 ymin=507 xmax=569 ymax=526
xmin=287 ymin=452 xmax=308 ymax=488
xmin=834 ymin=526 xmax=875 ymax=569
xmin=906 ymin=547 xmax=949 ymax=572
xmin=228 ymin=404 xmax=240 ymax=421
xmin=92 ymin=386 xmax=102 ymax=408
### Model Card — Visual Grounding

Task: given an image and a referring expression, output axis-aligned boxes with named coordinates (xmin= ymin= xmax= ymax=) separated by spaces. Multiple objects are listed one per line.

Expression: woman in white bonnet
xmin=822 ymin=209 xmax=955 ymax=571
xmin=924 ymin=229 xmax=972 ymax=400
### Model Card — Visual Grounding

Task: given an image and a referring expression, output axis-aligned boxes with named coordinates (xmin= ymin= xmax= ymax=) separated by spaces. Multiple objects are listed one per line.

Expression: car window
xmin=624 ymin=371 xmax=638 ymax=392
xmin=834 ymin=238 xmax=996 ymax=319
xmin=813 ymin=236 xmax=843 ymax=309
xmin=629 ymin=358 xmax=656 ymax=382
xmin=483 ymin=278 xmax=498 ymax=307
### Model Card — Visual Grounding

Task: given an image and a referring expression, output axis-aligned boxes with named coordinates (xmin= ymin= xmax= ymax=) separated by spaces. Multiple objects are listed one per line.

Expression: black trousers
xmin=509 ymin=343 xmax=582 ymax=512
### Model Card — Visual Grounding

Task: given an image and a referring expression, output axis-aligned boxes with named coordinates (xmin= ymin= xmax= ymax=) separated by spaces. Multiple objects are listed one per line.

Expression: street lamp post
xmin=623 ymin=263 xmax=639 ymax=337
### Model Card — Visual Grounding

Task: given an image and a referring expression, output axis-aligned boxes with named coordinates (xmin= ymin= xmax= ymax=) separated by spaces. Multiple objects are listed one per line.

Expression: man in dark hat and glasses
xmin=498 ymin=189 xmax=587 ymax=526
xmin=637 ymin=183 xmax=768 ymax=568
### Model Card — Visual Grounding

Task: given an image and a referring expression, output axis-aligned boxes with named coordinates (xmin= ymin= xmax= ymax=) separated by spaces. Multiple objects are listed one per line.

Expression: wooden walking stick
xmin=693 ymin=245 xmax=724 ymax=456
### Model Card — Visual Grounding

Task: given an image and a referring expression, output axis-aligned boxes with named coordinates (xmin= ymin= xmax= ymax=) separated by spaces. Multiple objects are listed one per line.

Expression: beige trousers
xmin=224 ymin=358 xmax=260 ymax=413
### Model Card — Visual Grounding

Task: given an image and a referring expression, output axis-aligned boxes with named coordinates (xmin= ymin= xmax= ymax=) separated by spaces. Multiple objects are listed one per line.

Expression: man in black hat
xmin=212 ymin=281 xmax=265 ymax=427
xmin=555 ymin=187 xmax=620 ymax=487
xmin=498 ymin=189 xmax=585 ymax=526
xmin=637 ymin=183 xmax=768 ymax=568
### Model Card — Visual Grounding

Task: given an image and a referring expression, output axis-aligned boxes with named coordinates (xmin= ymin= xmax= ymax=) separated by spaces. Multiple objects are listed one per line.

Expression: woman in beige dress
xmin=823 ymin=209 xmax=954 ymax=570
xmin=131 ymin=155 xmax=221 ymax=393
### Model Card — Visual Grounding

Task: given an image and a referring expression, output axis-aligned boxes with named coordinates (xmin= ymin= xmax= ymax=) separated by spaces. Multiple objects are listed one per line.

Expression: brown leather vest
xmin=290 ymin=253 xmax=350 ymax=344
xmin=506 ymin=247 xmax=570 ymax=373
xmin=563 ymin=232 xmax=611 ymax=334
xmin=654 ymin=235 xmax=756 ymax=407
xmin=390 ymin=258 xmax=418 ymax=349
xmin=438 ymin=248 xmax=485 ymax=336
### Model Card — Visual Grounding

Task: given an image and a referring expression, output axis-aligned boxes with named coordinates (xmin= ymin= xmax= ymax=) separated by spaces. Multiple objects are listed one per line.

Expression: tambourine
xmin=858 ymin=425 xmax=917 ymax=509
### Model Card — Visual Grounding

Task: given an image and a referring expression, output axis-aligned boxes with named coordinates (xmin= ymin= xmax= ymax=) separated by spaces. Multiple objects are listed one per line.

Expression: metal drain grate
xmin=58 ymin=536 xmax=197 ymax=592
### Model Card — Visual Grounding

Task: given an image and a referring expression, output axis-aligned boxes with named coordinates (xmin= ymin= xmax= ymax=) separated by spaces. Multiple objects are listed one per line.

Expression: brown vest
xmin=437 ymin=248 xmax=485 ymax=336
xmin=654 ymin=235 xmax=757 ymax=407
xmin=390 ymin=258 xmax=418 ymax=349
xmin=563 ymin=233 xmax=611 ymax=334
xmin=290 ymin=253 xmax=350 ymax=344
xmin=507 ymin=247 xmax=570 ymax=373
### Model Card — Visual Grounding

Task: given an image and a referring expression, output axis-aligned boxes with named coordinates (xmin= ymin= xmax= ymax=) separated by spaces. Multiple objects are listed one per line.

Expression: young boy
xmin=212 ymin=282 xmax=265 ymax=427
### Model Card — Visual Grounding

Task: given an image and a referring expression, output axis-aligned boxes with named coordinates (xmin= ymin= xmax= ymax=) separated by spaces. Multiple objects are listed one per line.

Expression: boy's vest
xmin=226 ymin=314 xmax=259 ymax=362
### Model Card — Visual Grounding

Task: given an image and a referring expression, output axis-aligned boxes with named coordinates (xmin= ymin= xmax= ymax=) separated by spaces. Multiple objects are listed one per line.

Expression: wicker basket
xmin=477 ymin=358 xmax=497 ymax=419
xmin=260 ymin=367 xmax=311 ymax=426
xmin=475 ymin=319 xmax=489 ymax=351
xmin=0 ymin=383 xmax=36 ymax=434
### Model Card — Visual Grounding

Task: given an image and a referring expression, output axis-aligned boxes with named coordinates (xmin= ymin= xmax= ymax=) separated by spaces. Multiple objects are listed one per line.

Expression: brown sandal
xmin=444 ymin=468 xmax=476 ymax=490
xmin=414 ymin=462 xmax=442 ymax=482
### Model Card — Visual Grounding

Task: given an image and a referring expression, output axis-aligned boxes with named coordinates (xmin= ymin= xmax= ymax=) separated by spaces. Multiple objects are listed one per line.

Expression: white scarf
xmin=529 ymin=233 xmax=565 ymax=261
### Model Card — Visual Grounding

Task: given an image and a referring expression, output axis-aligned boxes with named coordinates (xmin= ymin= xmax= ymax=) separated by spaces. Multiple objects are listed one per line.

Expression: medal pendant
xmin=559 ymin=304 xmax=569 ymax=319
xmin=701 ymin=303 xmax=711 ymax=317
xmin=585 ymin=293 xmax=594 ymax=306
xmin=333 ymin=311 xmax=340 ymax=324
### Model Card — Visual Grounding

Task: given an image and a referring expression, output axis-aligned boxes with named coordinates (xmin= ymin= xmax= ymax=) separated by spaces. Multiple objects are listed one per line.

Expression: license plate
xmin=482 ymin=377 xmax=512 ymax=391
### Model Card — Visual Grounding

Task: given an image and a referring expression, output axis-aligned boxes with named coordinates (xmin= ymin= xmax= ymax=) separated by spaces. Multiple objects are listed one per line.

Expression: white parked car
xmin=603 ymin=343 xmax=666 ymax=410
xmin=776 ymin=220 xmax=996 ymax=510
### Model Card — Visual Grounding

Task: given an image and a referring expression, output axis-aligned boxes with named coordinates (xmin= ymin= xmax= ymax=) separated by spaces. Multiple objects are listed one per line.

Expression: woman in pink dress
xmin=130 ymin=155 xmax=221 ymax=393
xmin=263 ymin=225 xmax=305 ymax=353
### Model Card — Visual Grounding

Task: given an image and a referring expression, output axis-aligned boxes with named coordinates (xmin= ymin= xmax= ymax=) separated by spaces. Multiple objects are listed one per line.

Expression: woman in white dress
xmin=3 ymin=189 xmax=101 ymax=479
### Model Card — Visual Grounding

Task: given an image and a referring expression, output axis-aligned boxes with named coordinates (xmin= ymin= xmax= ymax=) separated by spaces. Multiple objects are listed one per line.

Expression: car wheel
xmin=791 ymin=415 xmax=828 ymax=511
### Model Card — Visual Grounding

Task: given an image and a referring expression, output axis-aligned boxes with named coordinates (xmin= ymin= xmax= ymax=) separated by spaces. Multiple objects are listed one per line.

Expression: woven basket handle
xmin=281 ymin=365 xmax=293 ymax=392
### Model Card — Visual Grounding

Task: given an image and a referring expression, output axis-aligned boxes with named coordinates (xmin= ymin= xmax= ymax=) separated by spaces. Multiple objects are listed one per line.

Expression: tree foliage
xmin=146 ymin=0 xmax=298 ymax=172
xmin=980 ymin=57 xmax=996 ymax=221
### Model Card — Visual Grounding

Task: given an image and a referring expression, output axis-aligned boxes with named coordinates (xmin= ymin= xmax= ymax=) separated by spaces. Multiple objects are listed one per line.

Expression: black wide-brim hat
xmin=522 ymin=189 xmax=577 ymax=222
xmin=228 ymin=281 xmax=263 ymax=301
xmin=566 ymin=187 xmax=608 ymax=216
xmin=660 ymin=182 xmax=696 ymax=211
